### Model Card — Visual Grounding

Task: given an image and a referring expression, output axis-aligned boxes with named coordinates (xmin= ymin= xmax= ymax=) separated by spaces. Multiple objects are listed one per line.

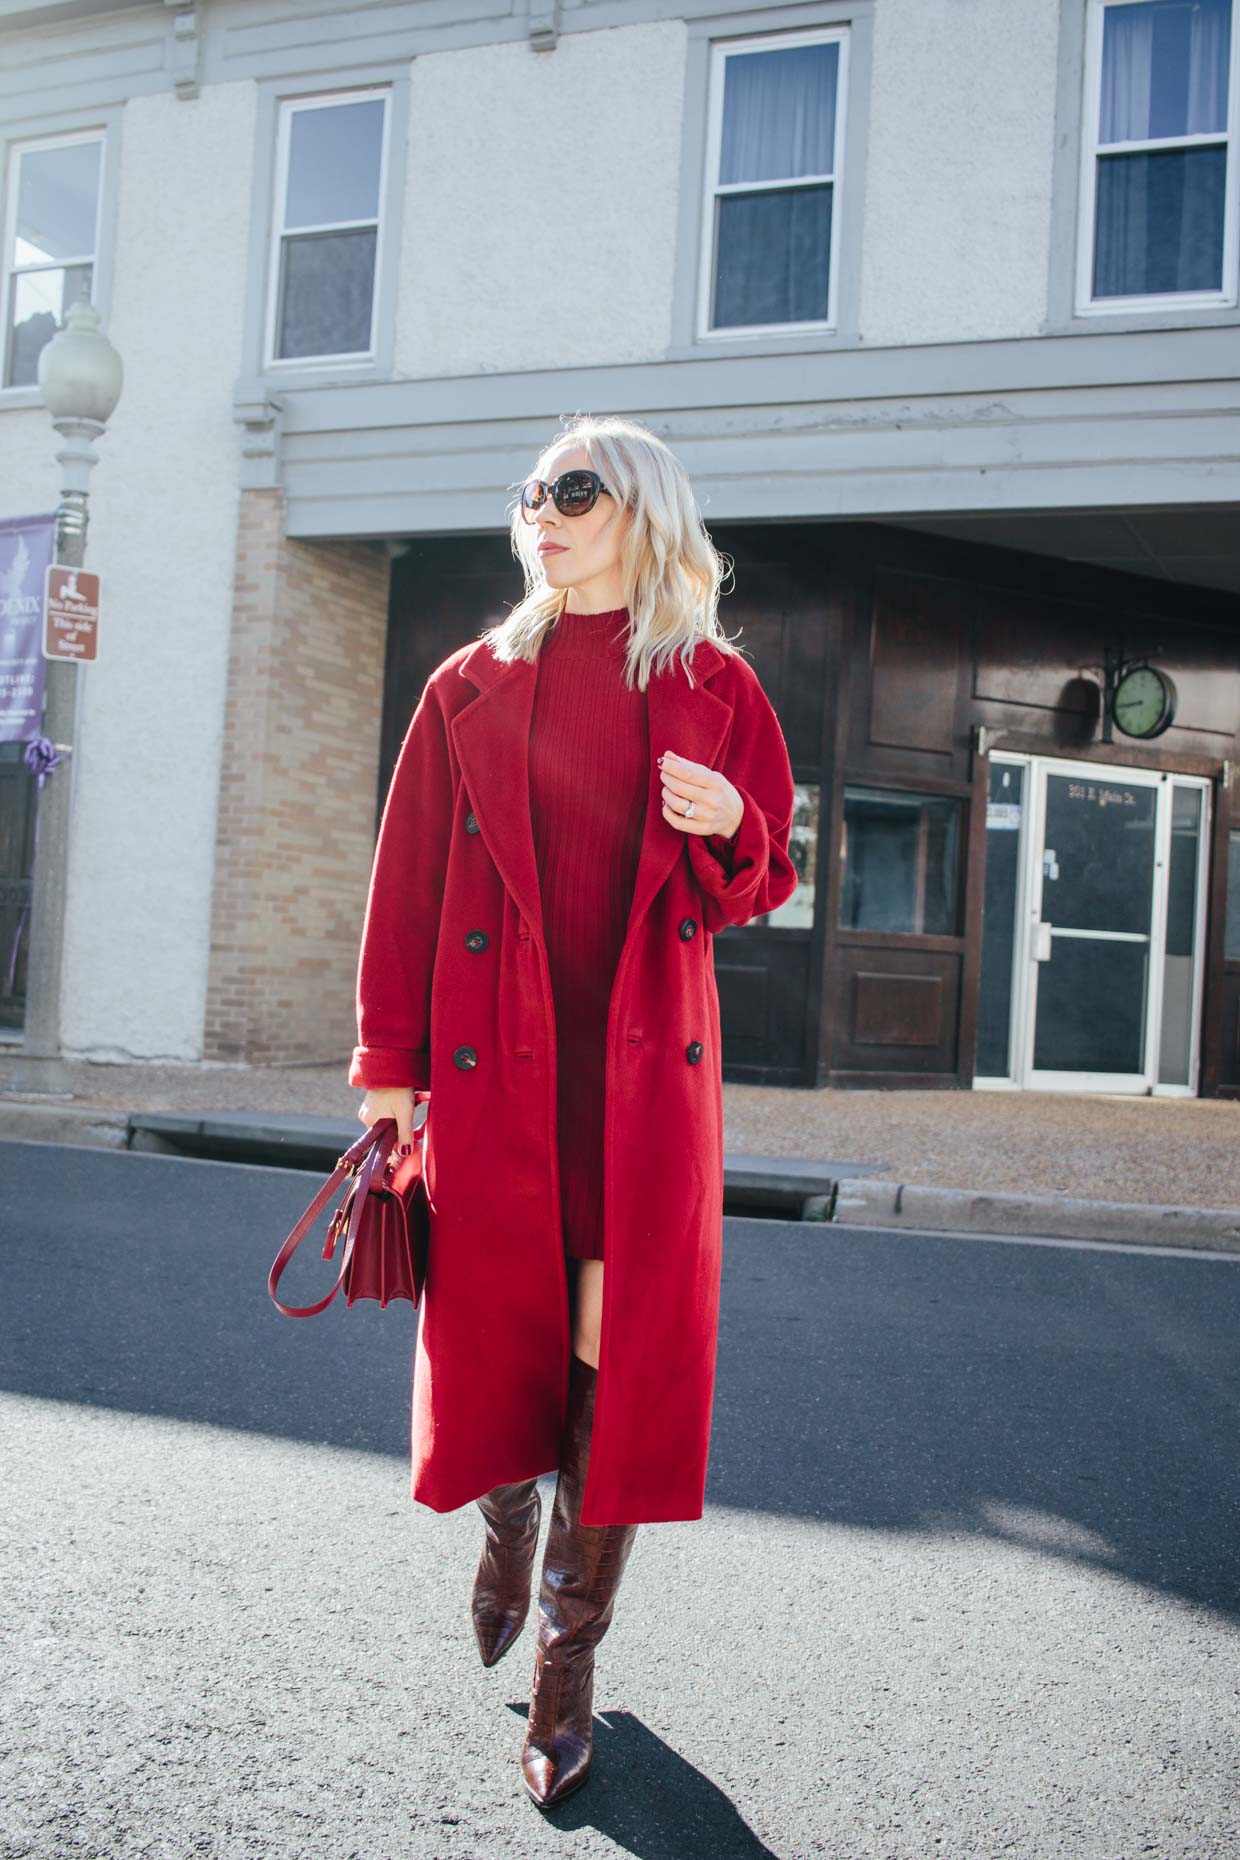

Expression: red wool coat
xmin=349 ymin=630 xmax=798 ymax=1526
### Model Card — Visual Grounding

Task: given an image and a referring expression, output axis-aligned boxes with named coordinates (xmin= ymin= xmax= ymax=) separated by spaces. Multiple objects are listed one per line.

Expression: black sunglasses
xmin=520 ymin=469 xmax=614 ymax=523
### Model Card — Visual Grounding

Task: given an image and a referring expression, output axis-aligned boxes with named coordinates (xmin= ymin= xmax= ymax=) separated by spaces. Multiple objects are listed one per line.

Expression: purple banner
xmin=0 ymin=513 xmax=54 ymax=744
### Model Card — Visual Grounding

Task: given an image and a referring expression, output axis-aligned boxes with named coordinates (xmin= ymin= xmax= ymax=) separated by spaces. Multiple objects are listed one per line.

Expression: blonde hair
xmin=482 ymin=413 xmax=739 ymax=690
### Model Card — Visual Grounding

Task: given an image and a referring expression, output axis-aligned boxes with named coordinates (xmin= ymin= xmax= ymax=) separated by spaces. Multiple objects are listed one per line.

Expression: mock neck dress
xmin=527 ymin=606 xmax=650 ymax=1262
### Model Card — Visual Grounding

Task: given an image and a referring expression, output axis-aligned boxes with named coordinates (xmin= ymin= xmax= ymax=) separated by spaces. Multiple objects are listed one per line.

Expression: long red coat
xmin=349 ymin=629 xmax=798 ymax=1525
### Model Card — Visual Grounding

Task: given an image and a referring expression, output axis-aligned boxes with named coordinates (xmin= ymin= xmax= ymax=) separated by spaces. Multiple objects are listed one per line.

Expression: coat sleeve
xmin=683 ymin=654 xmax=800 ymax=934
xmin=348 ymin=676 xmax=455 ymax=1090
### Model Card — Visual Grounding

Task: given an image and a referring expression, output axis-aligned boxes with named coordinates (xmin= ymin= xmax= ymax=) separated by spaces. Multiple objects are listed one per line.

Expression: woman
xmin=349 ymin=413 xmax=798 ymax=1807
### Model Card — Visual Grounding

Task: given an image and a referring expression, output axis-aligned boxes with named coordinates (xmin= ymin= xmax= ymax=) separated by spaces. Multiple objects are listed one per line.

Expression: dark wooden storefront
xmin=383 ymin=524 xmax=1240 ymax=1098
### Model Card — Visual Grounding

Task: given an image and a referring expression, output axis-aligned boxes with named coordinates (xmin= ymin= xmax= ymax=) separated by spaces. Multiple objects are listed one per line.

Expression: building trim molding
xmin=244 ymin=324 xmax=1240 ymax=537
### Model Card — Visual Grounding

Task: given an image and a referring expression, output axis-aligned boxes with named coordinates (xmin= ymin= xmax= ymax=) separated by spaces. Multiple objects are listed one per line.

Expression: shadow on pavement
xmin=2 ymin=1142 xmax=1239 ymax=1622
xmin=504 ymin=1703 xmax=780 ymax=1858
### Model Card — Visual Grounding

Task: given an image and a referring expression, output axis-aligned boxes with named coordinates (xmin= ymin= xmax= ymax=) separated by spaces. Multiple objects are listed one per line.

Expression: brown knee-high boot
xmin=471 ymin=1478 xmax=543 ymax=1668
xmin=521 ymin=1353 xmax=638 ymax=1807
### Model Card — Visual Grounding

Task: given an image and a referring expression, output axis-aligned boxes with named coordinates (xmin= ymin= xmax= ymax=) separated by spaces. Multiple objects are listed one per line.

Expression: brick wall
xmin=204 ymin=488 xmax=389 ymax=1064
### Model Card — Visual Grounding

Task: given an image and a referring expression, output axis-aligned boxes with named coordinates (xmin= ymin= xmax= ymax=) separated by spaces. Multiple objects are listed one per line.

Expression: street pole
xmin=22 ymin=295 xmax=122 ymax=1060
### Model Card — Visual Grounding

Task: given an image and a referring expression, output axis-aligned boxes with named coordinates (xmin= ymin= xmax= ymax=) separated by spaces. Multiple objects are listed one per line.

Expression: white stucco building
xmin=2 ymin=0 xmax=1238 ymax=1095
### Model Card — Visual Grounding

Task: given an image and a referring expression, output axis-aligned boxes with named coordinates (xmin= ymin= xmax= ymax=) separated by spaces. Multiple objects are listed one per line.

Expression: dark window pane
xmin=15 ymin=140 xmax=101 ymax=262
xmin=720 ymin=41 xmax=839 ymax=184
xmin=1093 ymin=144 xmax=1226 ymax=296
xmin=285 ymin=99 xmax=385 ymax=229
xmin=277 ymin=228 xmax=376 ymax=359
xmin=1158 ymin=785 xmax=1203 ymax=1087
xmin=713 ymin=184 xmax=832 ymax=327
xmin=1041 ymin=775 xmax=1156 ymax=934
xmin=1033 ymin=938 xmax=1150 ymax=1074
xmin=1099 ymin=0 xmax=1231 ymax=143
xmin=6 ymin=264 xmax=92 ymax=388
xmin=840 ymin=787 xmax=961 ymax=936
xmin=1226 ymin=831 xmax=1240 ymax=960
xmin=1164 ymin=785 xmax=1202 ymax=959
xmin=977 ymin=763 xmax=1025 ymax=1077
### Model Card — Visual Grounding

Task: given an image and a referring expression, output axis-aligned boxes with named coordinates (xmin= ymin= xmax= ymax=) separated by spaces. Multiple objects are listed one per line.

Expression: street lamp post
xmin=23 ymin=294 xmax=123 ymax=1060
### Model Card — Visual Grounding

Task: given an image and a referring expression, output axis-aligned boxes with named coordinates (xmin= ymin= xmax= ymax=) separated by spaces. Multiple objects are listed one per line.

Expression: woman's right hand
xmin=358 ymin=1086 xmax=415 ymax=1151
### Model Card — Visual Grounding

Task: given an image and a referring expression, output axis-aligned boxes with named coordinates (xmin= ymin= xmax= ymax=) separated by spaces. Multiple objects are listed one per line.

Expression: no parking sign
xmin=43 ymin=564 xmax=100 ymax=661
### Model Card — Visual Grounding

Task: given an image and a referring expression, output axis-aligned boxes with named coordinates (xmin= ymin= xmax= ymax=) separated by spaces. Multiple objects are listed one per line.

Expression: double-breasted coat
xmin=348 ymin=628 xmax=799 ymax=1526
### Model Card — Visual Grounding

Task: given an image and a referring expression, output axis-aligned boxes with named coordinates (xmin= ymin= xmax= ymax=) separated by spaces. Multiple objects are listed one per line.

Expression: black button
xmin=453 ymin=1045 xmax=478 ymax=1069
xmin=465 ymin=929 xmax=488 ymax=952
xmin=464 ymin=810 xmax=480 ymax=834
xmin=686 ymin=1041 xmax=704 ymax=1064
xmin=678 ymin=917 xmax=698 ymax=941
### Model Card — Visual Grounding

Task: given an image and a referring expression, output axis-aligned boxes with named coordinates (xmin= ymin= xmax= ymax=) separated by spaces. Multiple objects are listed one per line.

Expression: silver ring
xmin=684 ymin=800 xmax=695 ymax=819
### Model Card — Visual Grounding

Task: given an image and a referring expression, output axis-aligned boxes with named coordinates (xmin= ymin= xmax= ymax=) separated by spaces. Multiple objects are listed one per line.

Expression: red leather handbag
xmin=267 ymin=1093 xmax=430 ymax=1318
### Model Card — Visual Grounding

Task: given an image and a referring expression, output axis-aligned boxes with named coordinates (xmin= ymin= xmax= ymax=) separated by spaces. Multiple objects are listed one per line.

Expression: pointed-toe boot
xmin=520 ymin=1354 xmax=638 ymax=1808
xmin=471 ymin=1477 xmax=543 ymax=1668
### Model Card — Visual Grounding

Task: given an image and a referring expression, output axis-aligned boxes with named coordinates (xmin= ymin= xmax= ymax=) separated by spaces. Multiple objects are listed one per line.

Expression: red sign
xmin=44 ymin=564 xmax=100 ymax=661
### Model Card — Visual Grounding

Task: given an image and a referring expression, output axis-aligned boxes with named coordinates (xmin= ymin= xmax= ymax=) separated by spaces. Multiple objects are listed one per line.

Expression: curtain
xmin=719 ymin=40 xmax=838 ymax=185
xmin=1099 ymin=0 xmax=1230 ymax=141
xmin=1185 ymin=0 xmax=1232 ymax=126
xmin=1100 ymin=2 xmax=1155 ymax=141
xmin=713 ymin=186 xmax=833 ymax=326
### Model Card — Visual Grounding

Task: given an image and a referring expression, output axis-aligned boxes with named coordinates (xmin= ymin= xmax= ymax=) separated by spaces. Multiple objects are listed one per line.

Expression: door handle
xmin=1033 ymin=921 xmax=1052 ymax=962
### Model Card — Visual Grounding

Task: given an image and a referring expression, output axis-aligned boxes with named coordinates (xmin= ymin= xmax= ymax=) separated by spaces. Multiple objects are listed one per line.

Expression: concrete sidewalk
xmin=1 ymin=1048 xmax=1237 ymax=1249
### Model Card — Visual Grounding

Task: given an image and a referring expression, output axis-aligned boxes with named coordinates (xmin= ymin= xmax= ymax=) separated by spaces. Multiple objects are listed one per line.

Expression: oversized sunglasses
xmin=519 ymin=469 xmax=614 ymax=523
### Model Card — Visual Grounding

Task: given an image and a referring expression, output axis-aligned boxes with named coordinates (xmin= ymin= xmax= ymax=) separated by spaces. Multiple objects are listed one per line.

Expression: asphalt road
xmin=1 ymin=1141 xmax=1238 ymax=1860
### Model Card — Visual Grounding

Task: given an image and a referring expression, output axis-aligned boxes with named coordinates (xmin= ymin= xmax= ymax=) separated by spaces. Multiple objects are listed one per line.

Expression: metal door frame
xmin=975 ymin=753 xmax=1212 ymax=1096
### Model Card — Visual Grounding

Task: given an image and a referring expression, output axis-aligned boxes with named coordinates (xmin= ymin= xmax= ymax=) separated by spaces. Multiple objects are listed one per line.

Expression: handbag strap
xmin=268 ymin=1118 xmax=400 ymax=1318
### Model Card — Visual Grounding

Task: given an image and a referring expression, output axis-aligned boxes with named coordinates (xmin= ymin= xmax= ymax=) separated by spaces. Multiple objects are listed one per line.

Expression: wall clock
xmin=1111 ymin=663 xmax=1177 ymax=739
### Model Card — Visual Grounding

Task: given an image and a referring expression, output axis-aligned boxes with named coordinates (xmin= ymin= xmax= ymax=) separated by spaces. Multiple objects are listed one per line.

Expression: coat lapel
xmin=451 ymin=632 xmax=734 ymax=951
xmin=450 ymin=649 xmax=544 ymax=942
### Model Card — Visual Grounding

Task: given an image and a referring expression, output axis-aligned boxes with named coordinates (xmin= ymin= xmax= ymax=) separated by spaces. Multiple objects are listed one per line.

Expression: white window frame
xmin=1075 ymin=0 xmax=1240 ymax=314
xmin=263 ymin=85 xmax=392 ymax=371
xmin=696 ymin=23 xmax=850 ymax=342
xmin=1 ymin=128 xmax=106 ymax=392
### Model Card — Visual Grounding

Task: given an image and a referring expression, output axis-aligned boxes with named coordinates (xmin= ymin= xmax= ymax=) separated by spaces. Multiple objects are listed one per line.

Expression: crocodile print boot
xmin=471 ymin=1478 xmax=543 ymax=1668
xmin=520 ymin=1354 xmax=638 ymax=1808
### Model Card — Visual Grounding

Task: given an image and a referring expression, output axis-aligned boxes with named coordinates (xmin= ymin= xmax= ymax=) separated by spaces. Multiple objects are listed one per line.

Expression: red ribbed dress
xmin=527 ymin=606 xmax=649 ymax=1262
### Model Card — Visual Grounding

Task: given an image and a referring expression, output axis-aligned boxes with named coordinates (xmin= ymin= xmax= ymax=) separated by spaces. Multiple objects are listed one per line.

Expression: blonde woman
xmin=350 ymin=414 xmax=798 ymax=1806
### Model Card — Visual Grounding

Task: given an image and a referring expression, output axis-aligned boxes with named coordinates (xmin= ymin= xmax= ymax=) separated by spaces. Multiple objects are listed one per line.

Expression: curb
xmin=829 ymin=1176 xmax=1240 ymax=1253
xmin=0 ymin=1103 xmax=1234 ymax=1254
xmin=0 ymin=1100 xmax=128 ymax=1150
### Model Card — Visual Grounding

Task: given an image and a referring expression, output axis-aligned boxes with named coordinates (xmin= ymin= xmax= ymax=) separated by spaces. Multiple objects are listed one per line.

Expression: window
xmin=1157 ymin=783 xmax=1206 ymax=1085
xmin=699 ymin=26 xmax=848 ymax=337
xmin=977 ymin=761 xmax=1026 ymax=1078
xmin=1226 ymin=829 xmax=1240 ymax=959
xmin=2 ymin=133 xmax=104 ymax=389
xmin=266 ymin=89 xmax=390 ymax=366
xmin=1078 ymin=0 xmax=1239 ymax=310
xmin=839 ymin=788 xmax=961 ymax=936
xmin=745 ymin=781 xmax=820 ymax=930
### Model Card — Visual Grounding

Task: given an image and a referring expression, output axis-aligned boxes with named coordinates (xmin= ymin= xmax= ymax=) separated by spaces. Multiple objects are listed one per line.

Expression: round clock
xmin=1112 ymin=663 xmax=1177 ymax=739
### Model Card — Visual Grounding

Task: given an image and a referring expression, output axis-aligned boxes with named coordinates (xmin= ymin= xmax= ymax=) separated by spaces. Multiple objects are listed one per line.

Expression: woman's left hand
xmin=657 ymin=750 xmax=744 ymax=837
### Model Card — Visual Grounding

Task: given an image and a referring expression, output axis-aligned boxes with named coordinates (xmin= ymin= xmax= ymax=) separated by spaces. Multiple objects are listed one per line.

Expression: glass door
xmin=1027 ymin=764 xmax=1160 ymax=1090
xmin=974 ymin=756 xmax=1211 ymax=1094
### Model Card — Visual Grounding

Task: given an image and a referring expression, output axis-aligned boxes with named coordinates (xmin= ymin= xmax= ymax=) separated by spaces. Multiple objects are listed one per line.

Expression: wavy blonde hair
xmin=481 ymin=413 xmax=739 ymax=690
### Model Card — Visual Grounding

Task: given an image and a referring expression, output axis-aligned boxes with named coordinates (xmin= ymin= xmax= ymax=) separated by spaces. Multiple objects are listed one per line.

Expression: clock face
xmin=1113 ymin=665 xmax=1175 ymax=739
